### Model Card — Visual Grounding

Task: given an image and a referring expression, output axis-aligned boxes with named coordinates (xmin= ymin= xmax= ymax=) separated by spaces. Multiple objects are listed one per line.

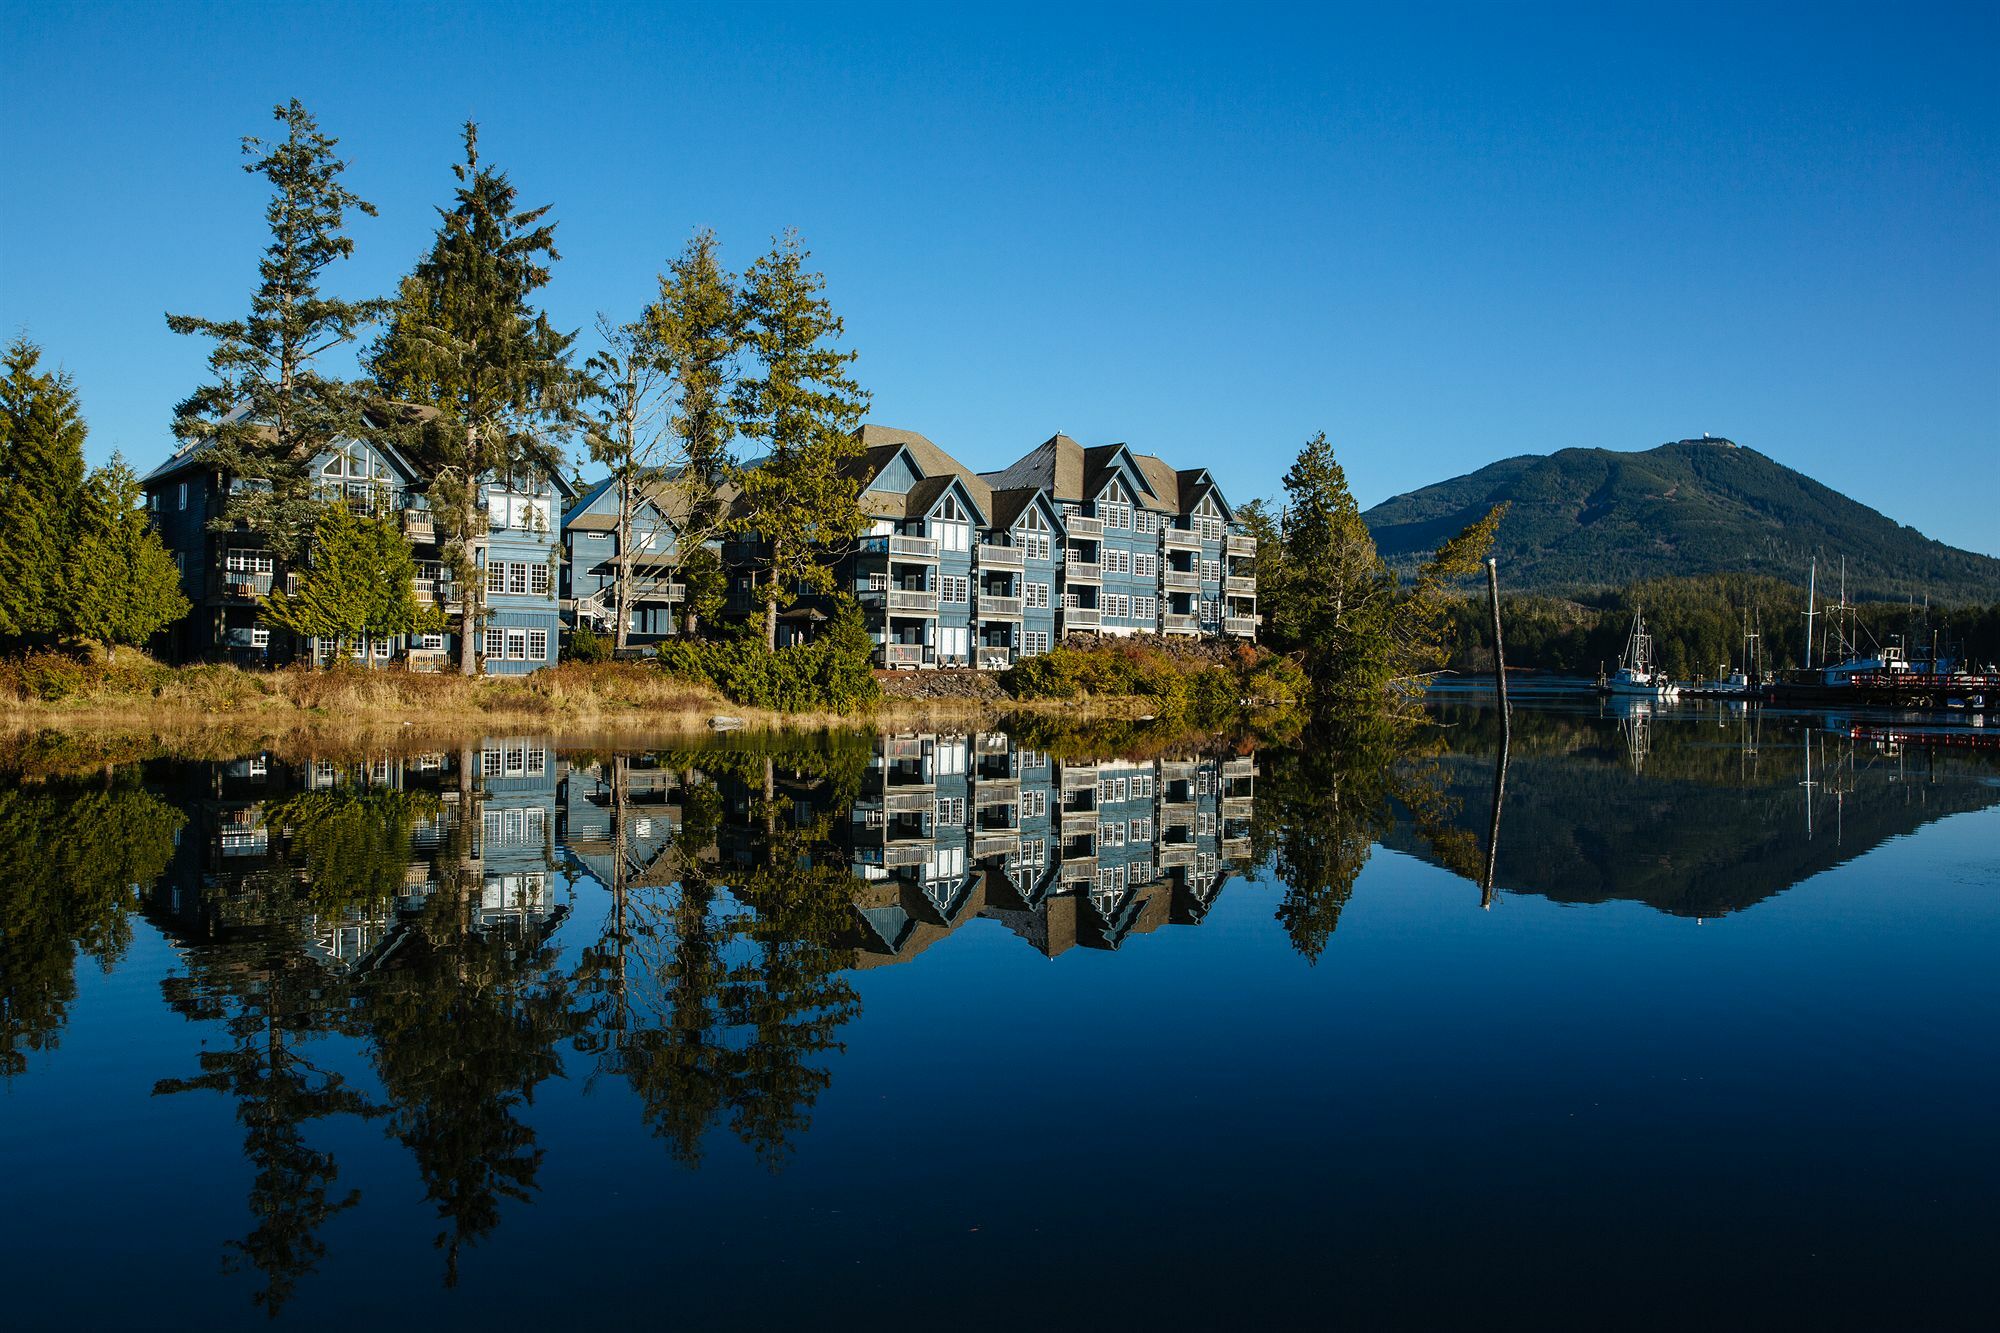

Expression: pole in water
xmin=1486 ymin=557 xmax=1510 ymax=721
xmin=1483 ymin=556 xmax=1510 ymax=907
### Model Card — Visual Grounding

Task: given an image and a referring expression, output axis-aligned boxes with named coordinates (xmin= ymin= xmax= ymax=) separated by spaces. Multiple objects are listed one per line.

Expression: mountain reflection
xmin=1395 ymin=700 xmax=2000 ymax=917
xmin=3 ymin=708 xmax=1994 ymax=1314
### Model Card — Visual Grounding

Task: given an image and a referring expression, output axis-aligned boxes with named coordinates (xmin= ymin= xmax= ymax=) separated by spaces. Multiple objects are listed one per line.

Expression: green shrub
xmin=565 ymin=627 xmax=613 ymax=664
xmin=655 ymin=597 xmax=880 ymax=714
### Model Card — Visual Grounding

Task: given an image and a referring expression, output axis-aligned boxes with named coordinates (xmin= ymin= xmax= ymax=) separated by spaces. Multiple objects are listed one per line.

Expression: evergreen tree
xmin=730 ymin=232 xmax=870 ymax=649
xmin=646 ymin=229 xmax=743 ymax=637
xmin=370 ymin=123 xmax=576 ymax=674
xmin=67 ymin=456 xmax=192 ymax=649
xmin=0 ymin=339 xmax=87 ymax=641
xmin=166 ymin=100 xmax=385 ymax=562
xmin=1274 ymin=432 xmax=1501 ymax=706
xmin=263 ymin=502 xmax=430 ymax=660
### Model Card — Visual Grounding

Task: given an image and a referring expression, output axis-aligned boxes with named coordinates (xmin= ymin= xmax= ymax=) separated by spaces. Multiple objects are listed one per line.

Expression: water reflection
xmin=2 ymin=710 xmax=1995 ymax=1316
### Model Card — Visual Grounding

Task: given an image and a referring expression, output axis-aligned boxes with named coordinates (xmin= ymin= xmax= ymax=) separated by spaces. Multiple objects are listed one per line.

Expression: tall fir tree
xmin=67 ymin=456 xmax=192 ymax=650
xmin=166 ymin=100 xmax=385 ymax=563
xmin=370 ymin=123 xmax=576 ymax=675
xmin=0 ymin=339 xmax=87 ymax=640
xmin=644 ymin=228 xmax=744 ymax=639
xmin=1274 ymin=431 xmax=1500 ymax=706
xmin=730 ymin=232 xmax=870 ymax=649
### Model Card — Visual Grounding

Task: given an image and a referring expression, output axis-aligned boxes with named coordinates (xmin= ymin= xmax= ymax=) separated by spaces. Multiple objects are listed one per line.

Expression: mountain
xmin=1362 ymin=438 xmax=2000 ymax=603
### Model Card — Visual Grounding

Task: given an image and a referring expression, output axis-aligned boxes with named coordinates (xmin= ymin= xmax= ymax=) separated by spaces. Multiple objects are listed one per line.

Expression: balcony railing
xmin=1224 ymin=575 xmax=1256 ymax=596
xmin=884 ymin=788 xmax=934 ymax=815
xmin=1222 ymin=757 xmax=1255 ymax=779
xmin=977 ymin=543 xmax=1024 ymax=568
xmin=1063 ymin=514 xmax=1103 ymax=537
xmin=1226 ymin=533 xmax=1257 ymax=557
xmin=978 ymin=595 xmax=1024 ymax=619
xmin=886 ymin=589 xmax=939 ymax=614
xmin=889 ymin=534 xmax=939 ymax=560
xmin=1063 ymin=606 xmax=1101 ymax=629
xmin=1164 ymin=569 xmax=1199 ymax=591
xmin=882 ymin=843 xmax=933 ymax=868
xmin=1165 ymin=527 xmax=1204 ymax=551
xmin=224 ymin=572 xmax=274 ymax=598
xmin=974 ymin=777 xmax=1021 ymax=806
xmin=1065 ymin=561 xmax=1102 ymax=583
xmin=630 ymin=579 xmax=686 ymax=603
xmin=1164 ymin=613 xmax=1199 ymax=634
xmin=879 ymin=642 xmax=933 ymax=668
xmin=977 ymin=647 xmax=1016 ymax=671
xmin=402 ymin=510 xmax=436 ymax=541
xmin=1225 ymin=616 xmax=1258 ymax=637
xmin=973 ymin=832 xmax=1021 ymax=861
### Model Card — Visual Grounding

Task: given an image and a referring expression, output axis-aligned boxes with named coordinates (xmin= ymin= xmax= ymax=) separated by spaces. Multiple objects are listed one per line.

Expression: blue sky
xmin=3 ymin=1 xmax=1995 ymax=554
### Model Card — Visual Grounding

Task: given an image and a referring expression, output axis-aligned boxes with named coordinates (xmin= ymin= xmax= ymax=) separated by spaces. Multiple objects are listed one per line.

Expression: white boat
xmin=1601 ymin=610 xmax=1680 ymax=699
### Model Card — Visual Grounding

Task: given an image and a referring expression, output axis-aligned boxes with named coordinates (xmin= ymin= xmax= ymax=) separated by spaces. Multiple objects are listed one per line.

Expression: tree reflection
xmin=1254 ymin=710 xmax=1482 ymax=960
xmin=573 ymin=746 xmax=865 ymax=1169
xmin=0 ymin=776 xmax=181 ymax=1077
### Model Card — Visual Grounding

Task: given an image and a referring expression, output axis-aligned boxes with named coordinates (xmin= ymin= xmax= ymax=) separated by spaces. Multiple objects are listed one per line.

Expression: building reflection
xmin=838 ymin=734 xmax=1258 ymax=964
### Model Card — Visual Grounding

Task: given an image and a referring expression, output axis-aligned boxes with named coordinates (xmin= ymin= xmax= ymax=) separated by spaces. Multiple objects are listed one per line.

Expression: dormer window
xmin=931 ymin=493 xmax=970 ymax=551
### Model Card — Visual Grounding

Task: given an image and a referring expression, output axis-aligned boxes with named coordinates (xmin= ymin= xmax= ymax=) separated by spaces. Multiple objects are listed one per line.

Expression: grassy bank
xmin=0 ymin=650 xmax=1193 ymax=760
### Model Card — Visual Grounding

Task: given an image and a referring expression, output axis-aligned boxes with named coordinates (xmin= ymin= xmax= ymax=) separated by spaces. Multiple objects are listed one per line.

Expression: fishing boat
xmin=1599 ymin=610 xmax=1680 ymax=699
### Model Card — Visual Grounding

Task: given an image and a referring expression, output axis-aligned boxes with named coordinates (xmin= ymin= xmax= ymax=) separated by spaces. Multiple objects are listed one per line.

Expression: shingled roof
xmin=850 ymin=424 xmax=992 ymax=520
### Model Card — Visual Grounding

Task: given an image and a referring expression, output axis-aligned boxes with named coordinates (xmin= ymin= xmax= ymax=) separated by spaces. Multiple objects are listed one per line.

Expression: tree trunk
xmin=763 ymin=542 xmax=780 ymax=651
xmin=459 ymin=437 xmax=480 ymax=677
xmin=615 ymin=474 xmax=633 ymax=653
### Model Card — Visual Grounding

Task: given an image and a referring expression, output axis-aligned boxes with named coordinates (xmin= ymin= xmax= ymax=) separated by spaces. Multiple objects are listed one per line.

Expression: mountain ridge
xmin=1361 ymin=439 xmax=2000 ymax=603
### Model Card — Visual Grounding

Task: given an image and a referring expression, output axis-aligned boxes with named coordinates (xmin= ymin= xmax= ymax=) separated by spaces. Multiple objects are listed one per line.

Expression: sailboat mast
xmin=1803 ymin=557 xmax=1818 ymax=670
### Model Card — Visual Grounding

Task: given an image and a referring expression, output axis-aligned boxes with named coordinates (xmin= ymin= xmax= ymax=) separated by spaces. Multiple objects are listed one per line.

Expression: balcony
xmin=889 ymin=534 xmax=939 ymax=561
xmin=1222 ymin=757 xmax=1255 ymax=780
xmin=974 ymin=777 xmax=1021 ymax=806
xmin=1063 ymin=514 xmax=1103 ymax=537
xmin=884 ymin=788 xmax=934 ymax=815
xmin=412 ymin=577 xmax=456 ymax=606
xmin=879 ymin=642 xmax=934 ymax=669
xmin=886 ymin=588 xmax=939 ymax=614
xmin=1224 ymin=575 xmax=1256 ymax=596
xmin=882 ymin=843 xmax=933 ymax=868
xmin=978 ymin=595 xmax=1024 ymax=619
xmin=1225 ymin=616 xmax=1258 ymax=637
xmin=1164 ymin=613 xmax=1198 ymax=635
xmin=1226 ymin=533 xmax=1257 ymax=557
xmin=224 ymin=572 xmax=274 ymax=599
xmin=1164 ymin=568 xmax=1199 ymax=591
xmin=977 ymin=647 xmax=1015 ymax=671
xmin=1165 ymin=527 xmax=1204 ymax=551
xmin=973 ymin=831 xmax=1021 ymax=861
xmin=1060 ymin=857 xmax=1098 ymax=883
xmin=1063 ymin=606 xmax=1101 ymax=629
xmin=977 ymin=543 xmax=1024 ymax=568
xmin=1223 ymin=796 xmax=1254 ymax=819
xmin=1060 ymin=766 xmax=1098 ymax=790
xmin=1065 ymin=561 xmax=1102 ymax=583
xmin=403 ymin=510 xmax=436 ymax=541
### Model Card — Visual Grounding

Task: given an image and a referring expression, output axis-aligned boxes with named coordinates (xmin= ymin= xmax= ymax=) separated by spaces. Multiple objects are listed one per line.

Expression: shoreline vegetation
xmin=0 ymin=640 xmax=1306 ymax=770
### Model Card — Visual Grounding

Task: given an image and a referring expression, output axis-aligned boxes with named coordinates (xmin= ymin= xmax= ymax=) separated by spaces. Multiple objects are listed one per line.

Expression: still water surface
xmin=1 ymin=702 xmax=1995 ymax=1329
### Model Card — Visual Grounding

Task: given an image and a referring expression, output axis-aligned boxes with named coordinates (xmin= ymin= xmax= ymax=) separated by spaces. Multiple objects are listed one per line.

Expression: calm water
xmin=1 ymin=702 xmax=1995 ymax=1329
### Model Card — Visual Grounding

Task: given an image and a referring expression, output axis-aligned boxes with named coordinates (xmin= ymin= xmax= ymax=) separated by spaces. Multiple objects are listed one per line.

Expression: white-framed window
xmin=1134 ymin=553 xmax=1157 ymax=578
xmin=1198 ymin=769 xmax=1214 ymax=795
xmin=1131 ymin=857 xmax=1153 ymax=883
xmin=1105 ymin=549 xmax=1129 ymax=575
xmin=1132 ymin=774 xmax=1154 ymax=799
xmin=1024 ymin=631 xmax=1049 ymax=656
xmin=178 ymin=481 xmax=188 ymax=510
xmin=1021 ymin=789 xmax=1048 ymax=818
xmin=506 ymin=563 xmax=529 ymax=596
xmin=1134 ymin=596 xmax=1155 ymax=622
xmin=1198 ymin=811 xmax=1217 ymax=836
xmin=530 ymin=564 xmax=551 ymax=597
xmin=934 ymin=740 xmax=967 ymax=776
xmin=933 ymin=796 xmax=965 ymax=824
xmin=931 ymin=496 xmax=971 ymax=551
xmin=372 ymin=638 xmax=392 ymax=659
xmin=1129 ymin=817 xmax=1152 ymax=843
xmin=1098 ymin=821 xmax=1126 ymax=846
xmin=1135 ymin=511 xmax=1156 ymax=534
xmin=1098 ymin=776 xmax=1116 ymax=802
xmin=417 ymin=632 xmax=445 ymax=651
xmin=505 ymin=628 xmax=528 ymax=660
xmin=1202 ymin=559 xmax=1221 ymax=583
xmin=527 ymin=629 xmax=549 ymax=660
xmin=483 ymin=628 xmax=504 ymax=658
xmin=588 ymin=530 xmax=610 ymax=541
xmin=225 ymin=549 xmax=274 ymax=575
xmin=1026 ymin=581 xmax=1050 ymax=609
xmin=1107 ymin=594 xmax=1130 ymax=619
xmin=941 ymin=575 xmax=968 ymax=603
xmin=486 ymin=563 xmax=506 ymax=595
xmin=1019 ymin=748 xmax=1045 ymax=770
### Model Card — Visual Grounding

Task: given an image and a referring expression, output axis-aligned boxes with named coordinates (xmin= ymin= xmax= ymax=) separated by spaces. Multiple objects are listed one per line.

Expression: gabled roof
xmin=979 ymin=433 xmax=1087 ymax=500
xmin=1130 ymin=453 xmax=1183 ymax=512
xmin=849 ymin=424 xmax=992 ymax=523
xmin=987 ymin=485 xmax=1057 ymax=533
